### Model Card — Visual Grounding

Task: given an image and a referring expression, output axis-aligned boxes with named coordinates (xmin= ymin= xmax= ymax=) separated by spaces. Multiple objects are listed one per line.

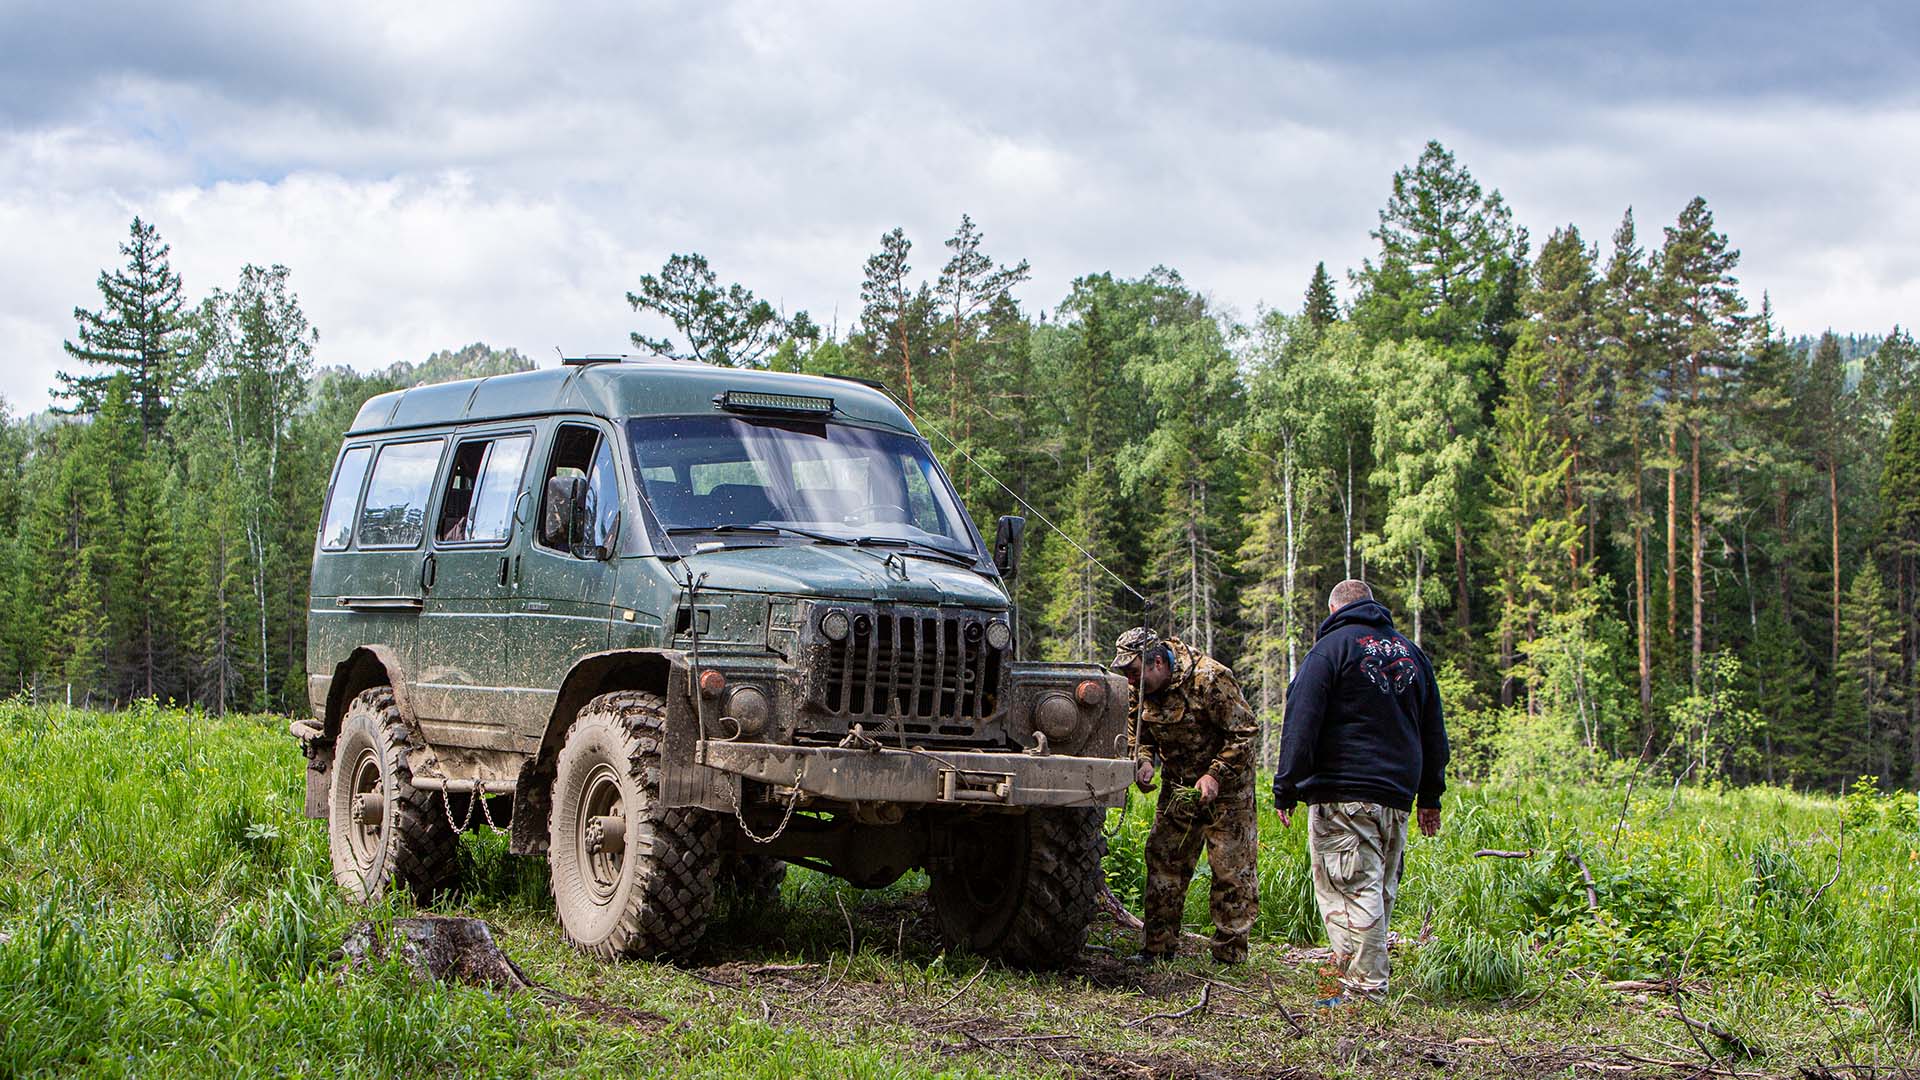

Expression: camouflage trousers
xmin=1143 ymin=783 xmax=1259 ymax=962
xmin=1308 ymin=801 xmax=1409 ymax=996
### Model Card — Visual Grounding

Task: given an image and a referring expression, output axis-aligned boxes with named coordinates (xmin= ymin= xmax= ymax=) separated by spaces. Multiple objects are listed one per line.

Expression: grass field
xmin=2 ymin=701 xmax=1916 ymax=1078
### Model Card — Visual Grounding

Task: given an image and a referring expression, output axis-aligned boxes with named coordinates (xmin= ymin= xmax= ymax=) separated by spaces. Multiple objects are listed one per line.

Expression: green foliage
xmin=627 ymin=252 xmax=807 ymax=369
xmin=1409 ymin=928 xmax=1530 ymax=1001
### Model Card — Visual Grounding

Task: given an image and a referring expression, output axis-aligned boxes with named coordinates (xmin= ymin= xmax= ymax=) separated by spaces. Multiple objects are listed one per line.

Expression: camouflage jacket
xmin=1134 ymin=639 xmax=1258 ymax=791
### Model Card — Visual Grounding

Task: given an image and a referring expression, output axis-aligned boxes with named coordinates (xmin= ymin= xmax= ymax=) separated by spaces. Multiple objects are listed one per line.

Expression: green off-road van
xmin=294 ymin=358 xmax=1133 ymax=967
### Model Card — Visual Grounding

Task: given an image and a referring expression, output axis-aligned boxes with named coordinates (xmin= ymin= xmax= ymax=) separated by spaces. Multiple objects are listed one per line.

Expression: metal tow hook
xmin=585 ymin=814 xmax=627 ymax=856
xmin=351 ymin=793 xmax=385 ymax=828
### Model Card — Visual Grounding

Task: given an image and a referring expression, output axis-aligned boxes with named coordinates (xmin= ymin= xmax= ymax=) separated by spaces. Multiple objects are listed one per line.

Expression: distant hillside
xmin=382 ymin=342 xmax=538 ymax=386
xmin=309 ymin=342 xmax=537 ymax=396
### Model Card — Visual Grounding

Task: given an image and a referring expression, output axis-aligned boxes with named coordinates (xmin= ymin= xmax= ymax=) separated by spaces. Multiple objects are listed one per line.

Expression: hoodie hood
xmin=1317 ymin=598 xmax=1397 ymax=639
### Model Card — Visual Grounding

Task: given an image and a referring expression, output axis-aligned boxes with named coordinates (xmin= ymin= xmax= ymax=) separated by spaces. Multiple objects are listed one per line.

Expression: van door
xmin=338 ymin=435 xmax=447 ymax=707
xmin=506 ymin=421 xmax=621 ymax=737
xmin=416 ymin=427 xmax=534 ymax=745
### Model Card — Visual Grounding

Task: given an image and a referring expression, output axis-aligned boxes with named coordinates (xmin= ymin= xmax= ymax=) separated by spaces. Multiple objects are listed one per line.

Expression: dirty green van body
xmin=297 ymin=359 xmax=1132 ymax=966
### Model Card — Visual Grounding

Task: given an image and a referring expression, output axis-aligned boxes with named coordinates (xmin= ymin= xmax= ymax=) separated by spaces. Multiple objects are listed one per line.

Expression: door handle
xmin=498 ymin=556 xmax=510 ymax=586
xmin=420 ymin=553 xmax=437 ymax=590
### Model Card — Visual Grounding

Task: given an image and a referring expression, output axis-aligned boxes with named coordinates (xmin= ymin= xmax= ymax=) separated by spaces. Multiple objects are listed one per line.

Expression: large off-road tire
xmin=928 ymin=807 xmax=1106 ymax=969
xmin=548 ymin=690 xmax=722 ymax=960
xmin=327 ymin=687 xmax=460 ymax=903
xmin=717 ymin=852 xmax=788 ymax=913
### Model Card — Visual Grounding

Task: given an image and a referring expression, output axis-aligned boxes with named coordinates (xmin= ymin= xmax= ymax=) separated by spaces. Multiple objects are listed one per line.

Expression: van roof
xmin=347 ymin=361 xmax=916 ymax=436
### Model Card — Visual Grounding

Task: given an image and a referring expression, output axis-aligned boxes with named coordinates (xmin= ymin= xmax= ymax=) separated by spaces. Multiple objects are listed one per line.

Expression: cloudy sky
xmin=3 ymin=1 xmax=1917 ymax=411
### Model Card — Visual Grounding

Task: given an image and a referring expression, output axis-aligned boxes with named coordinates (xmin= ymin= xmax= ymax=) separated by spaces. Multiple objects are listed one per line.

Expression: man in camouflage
xmin=1112 ymin=627 xmax=1260 ymax=964
xmin=1272 ymin=580 xmax=1449 ymax=1004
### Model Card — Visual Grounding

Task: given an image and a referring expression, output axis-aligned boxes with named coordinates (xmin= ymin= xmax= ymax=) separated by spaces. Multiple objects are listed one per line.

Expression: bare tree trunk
xmin=1689 ymin=419 xmax=1704 ymax=692
xmin=1633 ymin=428 xmax=1651 ymax=710
xmin=1453 ymin=521 xmax=1472 ymax=634
xmin=1343 ymin=436 xmax=1355 ymax=579
xmin=1667 ymin=426 xmax=1679 ymax=640
xmin=1412 ymin=548 xmax=1425 ymax=649
xmin=1829 ymin=458 xmax=1841 ymax=669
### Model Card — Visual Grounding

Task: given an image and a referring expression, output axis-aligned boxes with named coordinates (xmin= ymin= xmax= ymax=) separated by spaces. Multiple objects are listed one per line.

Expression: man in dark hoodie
xmin=1272 ymin=579 xmax=1448 ymax=1002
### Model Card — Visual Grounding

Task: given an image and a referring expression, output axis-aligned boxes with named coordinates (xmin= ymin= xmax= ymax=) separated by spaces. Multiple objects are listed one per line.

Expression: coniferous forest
xmin=10 ymin=139 xmax=1918 ymax=796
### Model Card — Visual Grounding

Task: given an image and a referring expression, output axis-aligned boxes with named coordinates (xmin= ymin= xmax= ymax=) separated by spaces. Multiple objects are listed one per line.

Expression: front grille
xmin=810 ymin=608 xmax=1005 ymax=741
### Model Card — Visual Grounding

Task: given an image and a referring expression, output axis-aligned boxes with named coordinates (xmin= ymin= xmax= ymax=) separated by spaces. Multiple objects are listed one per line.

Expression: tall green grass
xmin=1097 ymin=772 xmax=1920 ymax=1014
xmin=2 ymin=699 xmax=1915 ymax=1077
xmin=0 ymin=701 xmax=1003 ymax=1078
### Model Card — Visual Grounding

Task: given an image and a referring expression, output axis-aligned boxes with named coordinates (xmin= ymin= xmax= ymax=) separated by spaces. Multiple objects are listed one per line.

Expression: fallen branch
xmin=1665 ymin=1003 xmax=1754 ymax=1058
xmin=746 ymin=962 xmax=820 ymax=976
xmin=1804 ymin=821 xmax=1845 ymax=915
xmin=1569 ymin=852 xmax=1600 ymax=913
xmin=1474 ymin=849 xmax=1534 ymax=859
xmin=1097 ymin=883 xmax=1146 ymax=930
xmin=1124 ymin=982 xmax=1211 ymax=1027
xmin=933 ymin=963 xmax=989 ymax=1012
xmin=1603 ymin=979 xmax=1677 ymax=994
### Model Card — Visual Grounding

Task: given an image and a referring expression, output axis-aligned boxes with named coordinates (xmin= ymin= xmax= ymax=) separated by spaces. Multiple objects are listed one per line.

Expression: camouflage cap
xmin=1110 ymin=626 xmax=1162 ymax=671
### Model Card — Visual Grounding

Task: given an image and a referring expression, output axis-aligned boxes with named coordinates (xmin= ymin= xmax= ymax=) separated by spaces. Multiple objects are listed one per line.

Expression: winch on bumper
xmin=695 ymin=739 xmax=1136 ymax=808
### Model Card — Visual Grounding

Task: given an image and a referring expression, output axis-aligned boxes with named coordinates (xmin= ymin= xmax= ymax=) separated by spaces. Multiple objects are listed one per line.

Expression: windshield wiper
xmin=666 ymin=524 xmax=780 ymax=535
xmin=752 ymin=524 xmax=978 ymax=567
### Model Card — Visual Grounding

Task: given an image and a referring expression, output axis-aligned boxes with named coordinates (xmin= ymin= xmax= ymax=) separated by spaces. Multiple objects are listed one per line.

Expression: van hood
xmin=666 ymin=543 xmax=1007 ymax=607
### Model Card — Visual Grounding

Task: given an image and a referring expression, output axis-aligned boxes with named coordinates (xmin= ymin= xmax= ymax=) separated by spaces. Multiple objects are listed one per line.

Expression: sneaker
xmin=1211 ymin=945 xmax=1247 ymax=965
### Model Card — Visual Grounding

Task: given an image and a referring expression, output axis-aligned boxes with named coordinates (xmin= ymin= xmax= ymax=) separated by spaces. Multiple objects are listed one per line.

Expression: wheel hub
xmin=351 ymin=792 xmax=385 ymax=827
xmin=578 ymin=764 xmax=628 ymax=902
xmin=585 ymin=814 xmax=627 ymax=856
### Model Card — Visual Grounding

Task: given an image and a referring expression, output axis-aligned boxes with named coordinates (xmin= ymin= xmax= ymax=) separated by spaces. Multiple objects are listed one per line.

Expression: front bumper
xmin=695 ymin=739 xmax=1134 ymax=808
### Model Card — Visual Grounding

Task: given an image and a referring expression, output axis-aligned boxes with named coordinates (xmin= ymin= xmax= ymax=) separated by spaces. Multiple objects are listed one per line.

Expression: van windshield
xmin=625 ymin=416 xmax=980 ymax=559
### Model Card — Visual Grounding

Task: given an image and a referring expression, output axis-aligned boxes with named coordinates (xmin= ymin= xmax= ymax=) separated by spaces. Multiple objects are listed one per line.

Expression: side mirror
xmin=542 ymin=476 xmax=588 ymax=549
xmin=993 ymin=515 xmax=1026 ymax=579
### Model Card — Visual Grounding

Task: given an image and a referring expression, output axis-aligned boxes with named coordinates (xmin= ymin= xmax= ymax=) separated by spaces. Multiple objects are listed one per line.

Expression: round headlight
xmin=821 ymin=609 xmax=850 ymax=641
xmin=726 ymin=685 xmax=770 ymax=737
xmin=985 ymin=620 xmax=1012 ymax=650
xmin=1033 ymin=692 xmax=1080 ymax=740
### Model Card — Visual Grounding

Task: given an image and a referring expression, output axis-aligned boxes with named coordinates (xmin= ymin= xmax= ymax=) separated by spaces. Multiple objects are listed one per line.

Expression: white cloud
xmin=2 ymin=1 xmax=1917 ymax=413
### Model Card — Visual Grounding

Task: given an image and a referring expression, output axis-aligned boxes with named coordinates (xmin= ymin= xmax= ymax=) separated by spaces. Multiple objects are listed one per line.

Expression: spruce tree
xmin=1302 ymin=262 xmax=1337 ymax=331
xmin=55 ymin=217 xmax=189 ymax=436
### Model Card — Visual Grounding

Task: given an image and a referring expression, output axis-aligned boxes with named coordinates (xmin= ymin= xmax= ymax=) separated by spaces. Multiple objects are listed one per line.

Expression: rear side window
xmin=319 ymin=446 xmax=372 ymax=551
xmin=437 ymin=433 xmax=532 ymax=545
xmin=358 ymin=439 xmax=444 ymax=549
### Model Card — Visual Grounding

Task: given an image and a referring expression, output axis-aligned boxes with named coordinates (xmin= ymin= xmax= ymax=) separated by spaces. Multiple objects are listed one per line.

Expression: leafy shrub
xmin=1409 ymin=928 xmax=1529 ymax=1000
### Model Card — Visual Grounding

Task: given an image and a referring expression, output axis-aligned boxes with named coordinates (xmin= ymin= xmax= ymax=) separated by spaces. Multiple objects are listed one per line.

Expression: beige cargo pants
xmin=1307 ymin=801 xmax=1409 ymax=996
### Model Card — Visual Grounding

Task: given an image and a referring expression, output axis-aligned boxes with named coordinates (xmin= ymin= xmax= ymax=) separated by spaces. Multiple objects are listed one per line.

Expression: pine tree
xmin=859 ymin=228 xmax=921 ymax=408
xmin=1599 ymin=208 xmax=1659 ymax=711
xmin=1523 ymin=225 xmax=1602 ymax=574
xmin=1880 ymin=403 xmax=1920 ymax=784
xmin=1655 ymin=196 xmax=1747 ymax=689
xmin=1302 ymin=262 xmax=1338 ymax=331
xmin=1803 ymin=332 xmax=1852 ymax=671
xmin=1836 ymin=566 xmax=1902 ymax=786
xmin=1367 ymin=338 xmax=1481 ymax=648
xmin=1487 ymin=333 xmax=1577 ymax=708
xmin=1034 ymin=298 xmax=1130 ymax=661
xmin=55 ymin=217 xmax=189 ymax=435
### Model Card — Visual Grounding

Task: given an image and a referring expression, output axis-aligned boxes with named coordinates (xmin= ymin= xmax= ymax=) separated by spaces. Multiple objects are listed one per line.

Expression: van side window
xmin=437 ymin=433 xmax=531 ymax=545
xmin=358 ymin=438 xmax=444 ymax=549
xmin=538 ymin=425 xmax=619 ymax=555
xmin=319 ymin=446 xmax=372 ymax=551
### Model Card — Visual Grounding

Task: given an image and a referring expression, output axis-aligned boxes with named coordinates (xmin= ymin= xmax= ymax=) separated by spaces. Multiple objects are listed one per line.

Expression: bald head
xmin=1328 ymin=579 xmax=1373 ymax=612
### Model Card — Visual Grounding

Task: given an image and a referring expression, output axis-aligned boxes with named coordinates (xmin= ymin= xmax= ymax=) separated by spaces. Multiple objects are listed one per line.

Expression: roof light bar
xmin=714 ymin=390 xmax=836 ymax=415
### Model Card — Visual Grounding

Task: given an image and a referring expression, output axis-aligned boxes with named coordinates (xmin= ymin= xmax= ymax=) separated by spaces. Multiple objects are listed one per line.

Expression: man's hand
xmin=1135 ymin=760 xmax=1156 ymax=791
xmin=1274 ymin=806 xmax=1293 ymax=828
xmin=1417 ymin=807 xmax=1441 ymax=837
xmin=1196 ymin=774 xmax=1220 ymax=804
